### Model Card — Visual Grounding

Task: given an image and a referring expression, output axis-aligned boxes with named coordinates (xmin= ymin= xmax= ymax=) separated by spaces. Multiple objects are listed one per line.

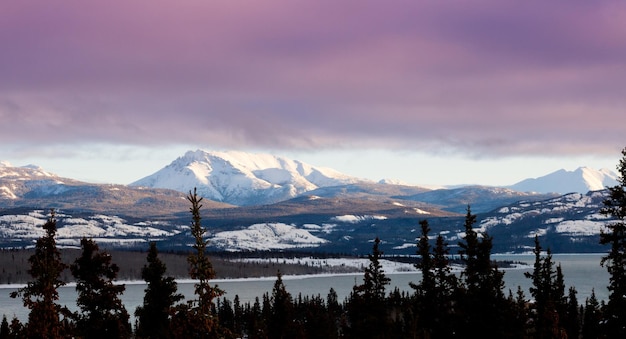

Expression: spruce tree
xmin=599 ymin=146 xmax=626 ymax=337
xmin=171 ymin=188 xmax=224 ymax=338
xmin=268 ymin=271 xmax=296 ymax=339
xmin=564 ymin=287 xmax=580 ymax=339
xmin=9 ymin=210 xmax=68 ymax=339
xmin=457 ymin=206 xmax=506 ymax=338
xmin=135 ymin=241 xmax=183 ymax=339
xmin=410 ymin=220 xmax=457 ymax=338
xmin=582 ymin=290 xmax=602 ymax=339
xmin=0 ymin=316 xmax=9 ymax=338
xmin=70 ymin=237 xmax=131 ymax=338
xmin=347 ymin=237 xmax=390 ymax=339
xmin=525 ymin=236 xmax=567 ymax=338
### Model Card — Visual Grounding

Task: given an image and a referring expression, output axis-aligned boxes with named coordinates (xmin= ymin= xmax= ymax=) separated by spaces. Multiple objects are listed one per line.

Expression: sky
xmin=1 ymin=1 xmax=625 ymax=187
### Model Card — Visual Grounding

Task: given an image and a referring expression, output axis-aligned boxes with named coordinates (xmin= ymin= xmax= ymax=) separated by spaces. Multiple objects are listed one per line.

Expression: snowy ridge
xmin=480 ymin=191 xmax=611 ymax=239
xmin=510 ymin=167 xmax=618 ymax=194
xmin=130 ymin=149 xmax=365 ymax=205
xmin=0 ymin=210 xmax=182 ymax=247
xmin=210 ymin=223 xmax=328 ymax=251
xmin=0 ymin=162 xmax=60 ymax=199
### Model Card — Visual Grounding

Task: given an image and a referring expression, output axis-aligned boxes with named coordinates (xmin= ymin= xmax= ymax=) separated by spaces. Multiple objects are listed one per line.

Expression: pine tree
xmin=135 ymin=241 xmax=183 ymax=339
xmin=410 ymin=220 xmax=457 ymax=338
xmin=354 ymin=237 xmax=390 ymax=301
xmin=171 ymin=188 xmax=225 ymax=338
xmin=564 ymin=287 xmax=581 ymax=339
xmin=9 ymin=210 xmax=68 ymax=339
xmin=0 ymin=316 xmax=9 ymax=339
xmin=457 ymin=206 xmax=506 ymax=338
xmin=599 ymin=146 xmax=626 ymax=337
xmin=268 ymin=271 xmax=296 ymax=339
xmin=70 ymin=237 xmax=131 ymax=338
xmin=347 ymin=237 xmax=390 ymax=339
xmin=582 ymin=290 xmax=602 ymax=339
xmin=526 ymin=236 xmax=556 ymax=338
xmin=8 ymin=317 xmax=23 ymax=339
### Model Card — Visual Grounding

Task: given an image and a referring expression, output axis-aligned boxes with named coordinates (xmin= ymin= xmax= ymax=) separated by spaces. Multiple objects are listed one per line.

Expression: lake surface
xmin=0 ymin=254 xmax=610 ymax=322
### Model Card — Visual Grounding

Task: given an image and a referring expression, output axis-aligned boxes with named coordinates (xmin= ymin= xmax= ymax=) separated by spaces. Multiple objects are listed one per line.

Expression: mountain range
xmin=0 ymin=150 xmax=621 ymax=254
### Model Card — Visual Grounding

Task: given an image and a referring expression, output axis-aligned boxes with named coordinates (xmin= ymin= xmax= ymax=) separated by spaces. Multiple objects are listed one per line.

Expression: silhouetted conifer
xmin=71 ymin=238 xmax=131 ymax=338
xmin=410 ymin=220 xmax=458 ymax=338
xmin=0 ymin=316 xmax=9 ymax=339
xmin=582 ymin=290 xmax=602 ymax=339
xmin=171 ymin=188 xmax=225 ymax=338
xmin=347 ymin=237 xmax=390 ymax=339
xmin=457 ymin=206 xmax=506 ymax=338
xmin=9 ymin=210 xmax=68 ymax=339
xmin=135 ymin=241 xmax=183 ymax=339
xmin=600 ymin=146 xmax=626 ymax=337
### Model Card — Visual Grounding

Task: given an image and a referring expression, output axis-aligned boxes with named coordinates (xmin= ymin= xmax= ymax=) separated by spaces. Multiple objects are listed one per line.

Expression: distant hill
xmin=509 ymin=167 xmax=618 ymax=194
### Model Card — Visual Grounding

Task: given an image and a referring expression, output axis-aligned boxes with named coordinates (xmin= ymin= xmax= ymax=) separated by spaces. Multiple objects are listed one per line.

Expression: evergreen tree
xmin=70 ymin=237 xmax=131 ymax=338
xmin=347 ymin=237 xmax=390 ymax=339
xmin=564 ymin=287 xmax=581 ymax=339
xmin=457 ymin=206 xmax=506 ymax=338
xmin=410 ymin=220 xmax=457 ymax=338
xmin=268 ymin=271 xmax=297 ymax=339
xmin=135 ymin=241 xmax=183 ymax=339
xmin=599 ymin=146 xmax=626 ymax=337
xmin=171 ymin=188 xmax=225 ymax=338
xmin=9 ymin=210 xmax=68 ymax=339
xmin=354 ymin=237 xmax=390 ymax=301
xmin=582 ymin=290 xmax=602 ymax=339
xmin=525 ymin=236 xmax=565 ymax=338
xmin=0 ymin=316 xmax=9 ymax=339
xmin=8 ymin=317 xmax=23 ymax=339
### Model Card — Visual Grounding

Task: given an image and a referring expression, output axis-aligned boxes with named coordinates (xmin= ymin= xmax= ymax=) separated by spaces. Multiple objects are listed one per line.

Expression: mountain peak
xmin=131 ymin=149 xmax=364 ymax=205
xmin=510 ymin=167 xmax=618 ymax=194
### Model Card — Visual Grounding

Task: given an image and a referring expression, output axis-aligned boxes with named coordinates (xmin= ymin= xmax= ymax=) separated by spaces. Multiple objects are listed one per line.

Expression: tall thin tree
xmin=457 ymin=205 xmax=506 ymax=338
xmin=599 ymin=146 xmax=626 ymax=337
xmin=9 ymin=209 xmax=68 ymax=339
xmin=171 ymin=188 xmax=224 ymax=338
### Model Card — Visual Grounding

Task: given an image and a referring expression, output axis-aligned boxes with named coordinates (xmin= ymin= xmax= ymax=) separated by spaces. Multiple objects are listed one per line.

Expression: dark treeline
xmin=3 ymin=148 xmax=626 ymax=338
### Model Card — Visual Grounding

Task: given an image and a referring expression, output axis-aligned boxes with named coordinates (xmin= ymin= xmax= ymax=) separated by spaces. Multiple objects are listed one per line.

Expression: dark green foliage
xmin=582 ymin=290 xmax=602 ymax=339
xmin=524 ymin=236 xmax=568 ymax=338
xmin=600 ymin=146 xmax=626 ymax=337
xmin=410 ymin=219 xmax=458 ymax=338
xmin=135 ymin=242 xmax=183 ymax=339
xmin=564 ymin=287 xmax=581 ymax=339
xmin=346 ymin=237 xmax=391 ymax=339
xmin=0 ymin=316 xmax=9 ymax=339
xmin=457 ymin=206 xmax=507 ymax=337
xmin=70 ymin=237 xmax=131 ymax=338
xmin=9 ymin=210 xmax=68 ymax=339
xmin=8 ymin=317 xmax=23 ymax=339
xmin=171 ymin=188 xmax=225 ymax=338
xmin=268 ymin=271 xmax=299 ymax=338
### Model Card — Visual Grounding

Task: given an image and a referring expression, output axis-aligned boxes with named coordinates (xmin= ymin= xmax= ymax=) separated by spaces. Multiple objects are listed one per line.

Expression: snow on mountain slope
xmin=130 ymin=150 xmax=364 ymax=205
xmin=0 ymin=162 xmax=64 ymax=199
xmin=210 ymin=223 xmax=328 ymax=251
xmin=0 ymin=210 xmax=182 ymax=247
xmin=509 ymin=167 xmax=618 ymax=194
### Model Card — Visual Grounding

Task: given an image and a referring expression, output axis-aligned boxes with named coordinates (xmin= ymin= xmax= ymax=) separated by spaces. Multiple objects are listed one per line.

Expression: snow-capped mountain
xmin=509 ymin=167 xmax=618 ymax=194
xmin=0 ymin=162 xmax=65 ymax=200
xmin=130 ymin=150 xmax=365 ymax=206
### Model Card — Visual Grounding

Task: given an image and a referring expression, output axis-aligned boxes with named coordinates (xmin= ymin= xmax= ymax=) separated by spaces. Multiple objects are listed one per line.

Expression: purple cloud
xmin=1 ymin=0 xmax=625 ymax=158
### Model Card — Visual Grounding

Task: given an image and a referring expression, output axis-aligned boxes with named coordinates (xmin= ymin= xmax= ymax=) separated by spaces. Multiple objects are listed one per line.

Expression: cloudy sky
xmin=1 ymin=1 xmax=625 ymax=186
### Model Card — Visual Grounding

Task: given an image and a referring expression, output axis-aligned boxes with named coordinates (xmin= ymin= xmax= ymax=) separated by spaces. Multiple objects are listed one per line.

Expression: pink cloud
xmin=1 ymin=0 xmax=625 ymax=157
